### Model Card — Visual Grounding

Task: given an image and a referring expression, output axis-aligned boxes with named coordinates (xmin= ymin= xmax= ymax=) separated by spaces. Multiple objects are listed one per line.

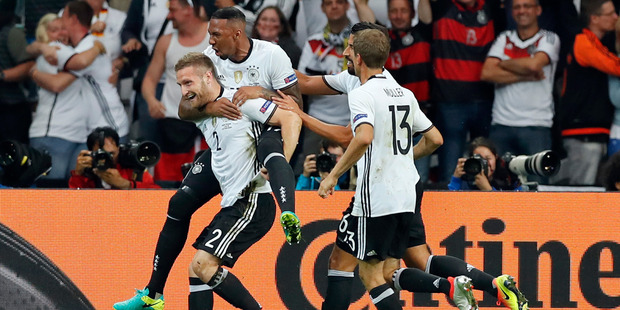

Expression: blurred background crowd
xmin=1 ymin=0 xmax=619 ymax=191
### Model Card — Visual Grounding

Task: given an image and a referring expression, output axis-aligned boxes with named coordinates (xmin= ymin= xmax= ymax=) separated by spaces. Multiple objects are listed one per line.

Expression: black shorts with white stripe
xmin=192 ymin=192 xmax=276 ymax=267
xmin=407 ymin=180 xmax=426 ymax=248
xmin=335 ymin=211 xmax=414 ymax=261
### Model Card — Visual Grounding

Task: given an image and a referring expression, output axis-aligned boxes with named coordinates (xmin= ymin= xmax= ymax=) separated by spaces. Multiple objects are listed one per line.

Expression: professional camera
xmin=462 ymin=154 xmax=489 ymax=181
xmin=502 ymin=150 xmax=561 ymax=177
xmin=118 ymin=141 xmax=161 ymax=170
xmin=0 ymin=140 xmax=52 ymax=187
xmin=90 ymin=149 xmax=115 ymax=170
xmin=316 ymin=152 xmax=337 ymax=173
xmin=89 ymin=141 xmax=160 ymax=172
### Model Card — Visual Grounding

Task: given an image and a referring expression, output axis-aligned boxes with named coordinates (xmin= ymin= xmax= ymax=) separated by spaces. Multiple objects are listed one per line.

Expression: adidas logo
xmin=366 ymin=250 xmax=377 ymax=257
xmin=279 ymin=186 xmax=287 ymax=203
xmin=433 ymin=278 xmax=440 ymax=288
xmin=153 ymin=255 xmax=160 ymax=271
xmin=226 ymin=253 xmax=233 ymax=259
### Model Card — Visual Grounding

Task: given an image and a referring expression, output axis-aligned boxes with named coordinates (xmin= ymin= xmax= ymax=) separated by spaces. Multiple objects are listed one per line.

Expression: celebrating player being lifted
xmin=178 ymin=52 xmax=296 ymax=310
xmin=113 ymin=7 xmax=303 ymax=310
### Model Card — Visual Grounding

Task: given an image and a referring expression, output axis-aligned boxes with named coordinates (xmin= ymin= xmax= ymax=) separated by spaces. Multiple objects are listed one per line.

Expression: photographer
xmin=448 ymin=137 xmax=521 ymax=191
xmin=296 ymin=139 xmax=351 ymax=190
xmin=69 ymin=127 xmax=160 ymax=189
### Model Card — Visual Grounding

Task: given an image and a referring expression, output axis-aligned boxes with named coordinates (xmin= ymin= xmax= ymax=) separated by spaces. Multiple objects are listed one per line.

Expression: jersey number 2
xmin=389 ymin=105 xmax=412 ymax=155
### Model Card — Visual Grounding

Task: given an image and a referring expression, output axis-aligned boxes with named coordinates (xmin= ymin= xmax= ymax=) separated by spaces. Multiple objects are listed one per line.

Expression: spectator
xmin=448 ymin=136 xmax=522 ymax=191
xmin=0 ymin=0 xmax=35 ymax=144
xmin=69 ymin=127 xmax=160 ymax=189
xmin=480 ymin=0 xmax=560 ymax=184
xmin=251 ymin=5 xmax=301 ymax=68
xmin=59 ymin=1 xmax=130 ymax=141
xmin=29 ymin=13 xmax=106 ymax=185
xmin=383 ymin=0 xmax=434 ymax=182
xmin=294 ymin=0 xmax=373 ymax=48
xmin=608 ymin=18 xmax=620 ymax=157
xmin=296 ymin=139 xmax=350 ymax=190
xmin=121 ymin=0 xmax=172 ymax=143
xmin=555 ymin=0 xmax=620 ymax=185
xmin=430 ymin=0 xmax=505 ymax=183
xmin=601 ymin=151 xmax=620 ymax=190
xmin=141 ymin=0 xmax=209 ymax=183
xmin=296 ymin=0 xmax=354 ymax=174
xmin=85 ymin=0 xmax=127 ymax=63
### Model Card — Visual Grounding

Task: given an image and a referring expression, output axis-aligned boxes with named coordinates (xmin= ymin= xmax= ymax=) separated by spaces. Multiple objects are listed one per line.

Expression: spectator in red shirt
xmin=69 ymin=127 xmax=160 ymax=189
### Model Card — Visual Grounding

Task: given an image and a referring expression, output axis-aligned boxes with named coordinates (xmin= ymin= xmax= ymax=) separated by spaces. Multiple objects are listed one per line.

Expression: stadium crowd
xmin=0 ymin=0 xmax=619 ymax=190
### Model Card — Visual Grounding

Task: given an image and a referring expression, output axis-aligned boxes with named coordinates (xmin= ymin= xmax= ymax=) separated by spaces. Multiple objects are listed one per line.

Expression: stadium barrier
xmin=1 ymin=190 xmax=619 ymax=309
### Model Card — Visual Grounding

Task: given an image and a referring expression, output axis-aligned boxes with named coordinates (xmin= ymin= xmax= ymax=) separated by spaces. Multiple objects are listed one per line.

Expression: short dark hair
xmin=87 ymin=127 xmax=119 ymax=150
xmin=351 ymin=22 xmax=389 ymax=38
xmin=353 ymin=29 xmax=390 ymax=69
xmin=211 ymin=6 xmax=246 ymax=23
xmin=65 ymin=1 xmax=93 ymax=28
xmin=581 ymin=0 xmax=612 ymax=26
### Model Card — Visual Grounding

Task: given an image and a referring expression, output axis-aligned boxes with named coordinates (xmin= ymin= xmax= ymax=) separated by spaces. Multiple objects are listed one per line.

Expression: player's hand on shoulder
xmin=272 ymin=90 xmax=301 ymax=115
xmin=232 ymin=86 xmax=263 ymax=106
xmin=208 ymin=97 xmax=242 ymax=120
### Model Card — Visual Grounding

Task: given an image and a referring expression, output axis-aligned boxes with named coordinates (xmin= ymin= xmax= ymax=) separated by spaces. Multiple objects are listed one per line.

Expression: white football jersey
xmin=324 ymin=68 xmax=394 ymax=94
xmin=349 ymin=74 xmax=433 ymax=217
xmin=29 ymin=42 xmax=89 ymax=143
xmin=57 ymin=34 xmax=129 ymax=137
xmin=203 ymin=39 xmax=297 ymax=91
xmin=487 ymin=29 xmax=560 ymax=127
xmin=194 ymin=88 xmax=278 ymax=207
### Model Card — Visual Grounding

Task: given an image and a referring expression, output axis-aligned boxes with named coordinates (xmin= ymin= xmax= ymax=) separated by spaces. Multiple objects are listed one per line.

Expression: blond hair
xmin=35 ymin=13 xmax=59 ymax=43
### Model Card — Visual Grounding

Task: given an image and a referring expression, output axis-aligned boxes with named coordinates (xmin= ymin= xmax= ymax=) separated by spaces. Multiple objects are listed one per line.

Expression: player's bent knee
xmin=191 ymin=251 xmax=220 ymax=283
xmin=257 ymin=132 xmax=283 ymax=163
xmin=167 ymin=189 xmax=200 ymax=221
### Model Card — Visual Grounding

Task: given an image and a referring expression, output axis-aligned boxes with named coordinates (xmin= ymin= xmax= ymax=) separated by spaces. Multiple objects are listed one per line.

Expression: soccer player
xmin=277 ymin=22 xmax=529 ymax=310
xmin=177 ymin=52 xmax=281 ymax=310
xmin=113 ymin=7 xmax=303 ymax=310
xmin=181 ymin=7 xmax=303 ymax=243
xmin=315 ymin=27 xmax=449 ymax=310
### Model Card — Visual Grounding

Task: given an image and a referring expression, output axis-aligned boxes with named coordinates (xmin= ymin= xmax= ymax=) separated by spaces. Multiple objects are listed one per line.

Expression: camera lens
xmin=135 ymin=142 xmax=160 ymax=167
xmin=463 ymin=158 xmax=482 ymax=175
xmin=534 ymin=151 xmax=561 ymax=176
